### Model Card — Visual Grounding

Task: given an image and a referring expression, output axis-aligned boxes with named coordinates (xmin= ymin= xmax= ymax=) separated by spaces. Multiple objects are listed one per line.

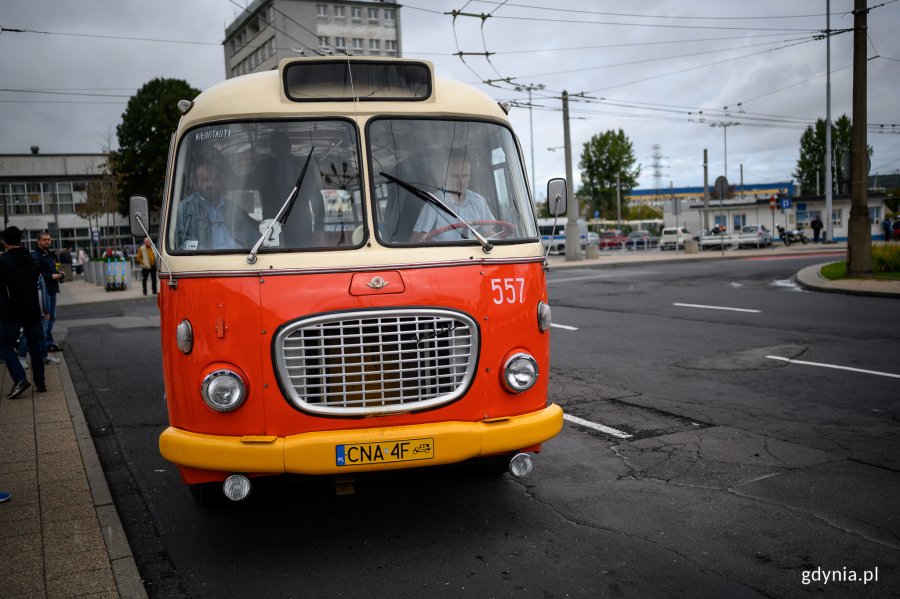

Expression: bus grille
xmin=275 ymin=309 xmax=479 ymax=416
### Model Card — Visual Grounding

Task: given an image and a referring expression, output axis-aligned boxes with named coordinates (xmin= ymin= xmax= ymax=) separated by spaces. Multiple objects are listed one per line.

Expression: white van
xmin=538 ymin=218 xmax=588 ymax=254
xmin=659 ymin=226 xmax=691 ymax=250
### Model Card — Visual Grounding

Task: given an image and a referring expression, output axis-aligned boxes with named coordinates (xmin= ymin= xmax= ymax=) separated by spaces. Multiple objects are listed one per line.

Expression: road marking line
xmin=563 ymin=414 xmax=633 ymax=439
xmin=551 ymin=323 xmax=579 ymax=331
xmin=765 ymin=355 xmax=900 ymax=379
xmin=550 ymin=271 xmax=658 ymax=283
xmin=673 ymin=302 xmax=761 ymax=313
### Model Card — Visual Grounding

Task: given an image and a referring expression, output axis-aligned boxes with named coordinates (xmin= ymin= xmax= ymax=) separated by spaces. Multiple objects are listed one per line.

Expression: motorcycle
xmin=776 ymin=224 xmax=809 ymax=246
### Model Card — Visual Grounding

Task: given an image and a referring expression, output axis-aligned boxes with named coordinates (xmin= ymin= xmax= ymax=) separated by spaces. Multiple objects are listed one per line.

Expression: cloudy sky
xmin=2 ymin=0 xmax=899 ymax=193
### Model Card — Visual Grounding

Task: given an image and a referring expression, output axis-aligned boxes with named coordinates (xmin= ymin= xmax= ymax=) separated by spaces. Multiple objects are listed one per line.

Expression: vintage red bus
xmin=130 ymin=56 xmax=566 ymax=502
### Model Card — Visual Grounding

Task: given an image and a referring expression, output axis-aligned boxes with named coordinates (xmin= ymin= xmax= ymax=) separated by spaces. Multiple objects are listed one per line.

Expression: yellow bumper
xmin=159 ymin=403 xmax=563 ymax=476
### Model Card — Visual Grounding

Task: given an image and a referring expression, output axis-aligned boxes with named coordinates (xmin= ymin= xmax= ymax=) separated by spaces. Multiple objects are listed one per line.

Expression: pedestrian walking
xmin=883 ymin=217 xmax=893 ymax=243
xmin=33 ymin=231 xmax=64 ymax=352
xmin=135 ymin=237 xmax=157 ymax=295
xmin=810 ymin=215 xmax=823 ymax=243
xmin=0 ymin=226 xmax=47 ymax=399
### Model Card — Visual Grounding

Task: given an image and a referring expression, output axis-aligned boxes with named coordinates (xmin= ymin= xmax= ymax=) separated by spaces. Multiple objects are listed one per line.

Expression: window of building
xmin=57 ymin=182 xmax=75 ymax=214
xmin=319 ymin=36 xmax=330 ymax=49
xmin=796 ymin=202 xmax=808 ymax=225
xmin=384 ymin=8 xmax=395 ymax=24
xmin=335 ymin=37 xmax=346 ymax=49
xmin=368 ymin=7 xmax=379 ymax=22
xmin=369 ymin=39 xmax=380 ymax=52
xmin=352 ymin=38 xmax=364 ymax=51
xmin=832 ymin=209 xmax=843 ymax=228
xmin=334 ymin=5 xmax=345 ymax=19
xmin=317 ymin=4 xmax=328 ymax=18
xmin=385 ymin=39 xmax=397 ymax=53
xmin=351 ymin=7 xmax=362 ymax=21
xmin=869 ymin=206 xmax=882 ymax=224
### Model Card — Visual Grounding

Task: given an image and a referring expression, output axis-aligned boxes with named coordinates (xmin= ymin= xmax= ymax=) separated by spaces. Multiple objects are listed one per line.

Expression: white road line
xmin=550 ymin=271 xmax=658 ymax=284
xmin=765 ymin=355 xmax=900 ymax=379
xmin=673 ymin=302 xmax=761 ymax=314
xmin=551 ymin=323 xmax=579 ymax=331
xmin=563 ymin=414 xmax=633 ymax=439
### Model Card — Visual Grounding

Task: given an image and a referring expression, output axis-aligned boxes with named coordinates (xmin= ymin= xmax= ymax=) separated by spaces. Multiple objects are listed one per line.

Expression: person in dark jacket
xmin=33 ymin=231 xmax=64 ymax=352
xmin=1 ymin=226 xmax=46 ymax=399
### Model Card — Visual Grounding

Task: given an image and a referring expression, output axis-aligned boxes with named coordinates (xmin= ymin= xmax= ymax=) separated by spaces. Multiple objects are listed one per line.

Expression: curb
xmin=60 ymin=358 xmax=148 ymax=599
xmin=795 ymin=262 xmax=900 ymax=299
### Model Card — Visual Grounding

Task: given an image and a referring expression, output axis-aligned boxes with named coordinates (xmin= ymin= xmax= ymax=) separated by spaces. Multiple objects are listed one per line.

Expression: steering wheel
xmin=423 ymin=220 xmax=516 ymax=241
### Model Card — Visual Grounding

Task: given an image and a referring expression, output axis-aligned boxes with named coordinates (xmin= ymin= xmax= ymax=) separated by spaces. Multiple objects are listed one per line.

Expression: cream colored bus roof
xmin=179 ymin=57 xmax=508 ymax=130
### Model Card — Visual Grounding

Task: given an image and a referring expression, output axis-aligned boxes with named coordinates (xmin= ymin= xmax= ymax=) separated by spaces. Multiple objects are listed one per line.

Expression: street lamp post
xmin=515 ymin=83 xmax=544 ymax=204
xmin=710 ymin=121 xmax=740 ymax=180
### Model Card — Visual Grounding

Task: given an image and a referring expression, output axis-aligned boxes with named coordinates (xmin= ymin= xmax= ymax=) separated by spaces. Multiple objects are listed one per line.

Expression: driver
xmin=411 ymin=155 xmax=494 ymax=241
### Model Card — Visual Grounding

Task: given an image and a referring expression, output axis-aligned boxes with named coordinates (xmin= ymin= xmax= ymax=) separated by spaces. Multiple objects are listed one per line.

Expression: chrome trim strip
xmin=158 ymin=257 xmax=544 ymax=279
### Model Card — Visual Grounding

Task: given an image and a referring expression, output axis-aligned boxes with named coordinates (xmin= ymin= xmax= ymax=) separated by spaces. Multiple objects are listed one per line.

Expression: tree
xmin=79 ymin=161 xmax=119 ymax=258
xmin=111 ymin=78 xmax=200 ymax=214
xmin=793 ymin=114 xmax=868 ymax=196
xmin=576 ymin=130 xmax=640 ymax=219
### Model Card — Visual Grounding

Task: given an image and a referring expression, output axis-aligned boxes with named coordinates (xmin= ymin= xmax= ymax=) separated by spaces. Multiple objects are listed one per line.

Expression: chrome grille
xmin=275 ymin=309 xmax=479 ymax=416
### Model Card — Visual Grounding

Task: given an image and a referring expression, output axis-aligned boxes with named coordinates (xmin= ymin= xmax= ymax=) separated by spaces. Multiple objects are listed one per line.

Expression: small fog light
xmin=509 ymin=453 xmax=533 ymax=478
xmin=537 ymin=301 xmax=552 ymax=332
xmin=223 ymin=474 xmax=251 ymax=501
xmin=202 ymin=370 xmax=246 ymax=412
xmin=502 ymin=353 xmax=538 ymax=393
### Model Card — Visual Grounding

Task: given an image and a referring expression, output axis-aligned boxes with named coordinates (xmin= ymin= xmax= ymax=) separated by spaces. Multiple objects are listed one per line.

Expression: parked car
xmin=735 ymin=224 xmax=773 ymax=248
xmin=597 ymin=229 xmax=628 ymax=249
xmin=624 ymin=230 xmax=657 ymax=250
xmin=659 ymin=226 xmax=691 ymax=250
xmin=697 ymin=226 xmax=734 ymax=250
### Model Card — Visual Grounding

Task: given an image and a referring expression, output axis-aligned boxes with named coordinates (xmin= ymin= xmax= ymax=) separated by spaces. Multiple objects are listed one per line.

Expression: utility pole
xmin=562 ymin=90 xmax=582 ymax=261
xmin=616 ymin=172 xmax=622 ymax=230
xmin=824 ymin=0 xmax=834 ymax=242
xmin=515 ymin=83 xmax=544 ymax=205
xmin=703 ymin=149 xmax=709 ymax=230
xmin=847 ymin=0 xmax=871 ymax=274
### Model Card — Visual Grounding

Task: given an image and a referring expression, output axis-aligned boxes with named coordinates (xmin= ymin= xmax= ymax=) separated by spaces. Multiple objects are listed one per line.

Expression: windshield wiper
xmin=379 ymin=171 xmax=493 ymax=253
xmin=247 ymin=147 xmax=315 ymax=264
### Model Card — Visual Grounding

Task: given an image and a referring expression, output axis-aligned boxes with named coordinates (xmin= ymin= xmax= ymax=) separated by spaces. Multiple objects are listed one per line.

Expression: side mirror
xmin=129 ymin=196 xmax=149 ymax=238
xmin=546 ymin=178 xmax=568 ymax=217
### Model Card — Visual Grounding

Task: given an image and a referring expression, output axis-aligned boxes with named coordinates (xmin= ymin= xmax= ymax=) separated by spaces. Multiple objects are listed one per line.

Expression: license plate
xmin=335 ymin=437 xmax=434 ymax=467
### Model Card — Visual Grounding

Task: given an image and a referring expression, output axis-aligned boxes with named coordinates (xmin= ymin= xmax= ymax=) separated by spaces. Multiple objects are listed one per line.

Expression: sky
xmin=2 ymin=0 xmax=899 ymax=195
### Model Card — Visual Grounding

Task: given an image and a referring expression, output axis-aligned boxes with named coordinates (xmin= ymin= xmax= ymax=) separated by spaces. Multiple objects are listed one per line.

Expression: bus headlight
xmin=502 ymin=353 xmax=538 ymax=393
xmin=201 ymin=370 xmax=246 ymax=412
xmin=537 ymin=301 xmax=552 ymax=332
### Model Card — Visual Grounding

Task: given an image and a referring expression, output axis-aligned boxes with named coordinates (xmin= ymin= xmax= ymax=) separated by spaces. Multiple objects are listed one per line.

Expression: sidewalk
xmin=0 ymin=245 xmax=895 ymax=598
xmin=0 ymin=276 xmax=148 ymax=598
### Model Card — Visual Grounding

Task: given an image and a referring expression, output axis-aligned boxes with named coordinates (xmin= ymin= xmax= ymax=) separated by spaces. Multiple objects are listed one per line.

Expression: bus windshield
xmin=167 ymin=120 xmax=364 ymax=254
xmin=369 ymin=119 xmax=537 ymax=246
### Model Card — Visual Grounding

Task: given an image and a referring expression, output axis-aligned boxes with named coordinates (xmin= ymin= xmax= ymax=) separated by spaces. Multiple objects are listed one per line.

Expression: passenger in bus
xmin=175 ymin=148 xmax=259 ymax=251
xmin=251 ymin=131 xmax=325 ymax=247
xmin=411 ymin=156 xmax=494 ymax=242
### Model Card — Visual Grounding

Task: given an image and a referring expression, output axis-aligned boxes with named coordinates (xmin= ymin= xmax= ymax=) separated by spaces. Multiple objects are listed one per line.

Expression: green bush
xmin=872 ymin=244 xmax=900 ymax=273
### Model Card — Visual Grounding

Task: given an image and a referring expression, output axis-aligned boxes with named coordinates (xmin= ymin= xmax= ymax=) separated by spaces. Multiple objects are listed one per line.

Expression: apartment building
xmin=224 ymin=0 xmax=401 ymax=79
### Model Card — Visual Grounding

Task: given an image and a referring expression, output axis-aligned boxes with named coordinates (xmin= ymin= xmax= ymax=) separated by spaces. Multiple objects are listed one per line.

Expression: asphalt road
xmin=60 ymin=254 xmax=900 ymax=598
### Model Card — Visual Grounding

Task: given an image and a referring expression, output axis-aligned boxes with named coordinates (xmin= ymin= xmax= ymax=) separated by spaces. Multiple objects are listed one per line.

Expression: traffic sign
xmin=769 ymin=196 xmax=776 ymax=211
xmin=780 ymin=198 xmax=792 ymax=210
